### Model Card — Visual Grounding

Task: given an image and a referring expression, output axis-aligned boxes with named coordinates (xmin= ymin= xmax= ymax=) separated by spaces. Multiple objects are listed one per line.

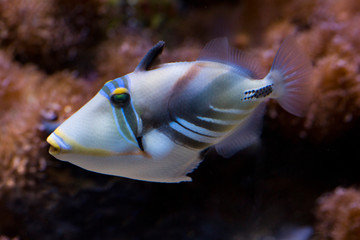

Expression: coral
xmin=0 ymin=51 xmax=42 ymax=115
xmin=132 ymin=0 xmax=179 ymax=30
xmin=0 ymin=50 xmax=44 ymax=189
xmin=0 ymin=0 xmax=111 ymax=72
xmin=299 ymin=2 xmax=360 ymax=141
xmin=0 ymin=50 xmax=94 ymax=190
xmin=95 ymin=33 xmax=155 ymax=81
xmin=95 ymin=32 xmax=202 ymax=82
xmin=316 ymin=187 xmax=360 ymax=240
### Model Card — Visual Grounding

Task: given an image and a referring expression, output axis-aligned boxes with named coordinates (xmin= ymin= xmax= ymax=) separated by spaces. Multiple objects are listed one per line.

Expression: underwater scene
xmin=1 ymin=0 xmax=360 ymax=239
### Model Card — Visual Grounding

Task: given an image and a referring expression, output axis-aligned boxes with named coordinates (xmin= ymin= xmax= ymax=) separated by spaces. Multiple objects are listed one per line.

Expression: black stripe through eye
xmin=136 ymin=136 xmax=144 ymax=151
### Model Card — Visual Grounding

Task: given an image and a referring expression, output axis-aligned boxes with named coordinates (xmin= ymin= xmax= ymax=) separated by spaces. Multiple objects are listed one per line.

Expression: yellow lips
xmin=46 ymin=129 xmax=68 ymax=156
xmin=47 ymin=135 xmax=61 ymax=155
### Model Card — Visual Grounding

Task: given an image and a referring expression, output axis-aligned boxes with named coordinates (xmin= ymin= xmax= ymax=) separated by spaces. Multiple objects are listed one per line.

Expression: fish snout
xmin=47 ymin=135 xmax=61 ymax=155
xmin=49 ymin=143 xmax=61 ymax=155
xmin=46 ymin=131 xmax=70 ymax=156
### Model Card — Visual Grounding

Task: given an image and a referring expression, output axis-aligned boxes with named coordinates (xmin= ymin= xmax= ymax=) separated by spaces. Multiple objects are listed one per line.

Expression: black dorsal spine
xmin=135 ymin=41 xmax=165 ymax=71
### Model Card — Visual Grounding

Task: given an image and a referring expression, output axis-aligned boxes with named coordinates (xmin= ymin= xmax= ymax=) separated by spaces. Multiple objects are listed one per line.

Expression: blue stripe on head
xmin=101 ymin=84 xmax=113 ymax=98
xmin=129 ymin=99 xmax=141 ymax=128
xmin=111 ymin=106 xmax=138 ymax=147
xmin=101 ymin=76 xmax=130 ymax=99
xmin=53 ymin=132 xmax=72 ymax=150
xmin=113 ymin=77 xmax=126 ymax=88
xmin=99 ymin=89 xmax=110 ymax=99
xmin=121 ymin=107 xmax=137 ymax=140
xmin=106 ymin=82 xmax=116 ymax=93
xmin=122 ymin=76 xmax=130 ymax=88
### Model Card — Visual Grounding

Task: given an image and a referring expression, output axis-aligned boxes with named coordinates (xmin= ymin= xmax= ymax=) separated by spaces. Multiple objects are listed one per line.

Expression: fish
xmin=46 ymin=36 xmax=312 ymax=183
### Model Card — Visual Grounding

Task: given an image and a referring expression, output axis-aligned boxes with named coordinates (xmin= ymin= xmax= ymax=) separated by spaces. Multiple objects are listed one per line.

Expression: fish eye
xmin=110 ymin=88 xmax=130 ymax=107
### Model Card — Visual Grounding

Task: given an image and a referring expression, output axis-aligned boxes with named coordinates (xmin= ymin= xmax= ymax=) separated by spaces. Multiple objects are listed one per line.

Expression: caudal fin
xmin=269 ymin=36 xmax=312 ymax=117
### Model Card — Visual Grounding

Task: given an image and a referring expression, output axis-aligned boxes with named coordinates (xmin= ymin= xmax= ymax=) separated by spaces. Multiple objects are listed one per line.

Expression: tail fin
xmin=269 ymin=36 xmax=312 ymax=117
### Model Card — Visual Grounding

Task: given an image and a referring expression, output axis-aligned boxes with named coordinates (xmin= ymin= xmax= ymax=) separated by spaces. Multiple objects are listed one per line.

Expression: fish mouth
xmin=49 ymin=144 xmax=61 ymax=155
xmin=46 ymin=131 xmax=71 ymax=156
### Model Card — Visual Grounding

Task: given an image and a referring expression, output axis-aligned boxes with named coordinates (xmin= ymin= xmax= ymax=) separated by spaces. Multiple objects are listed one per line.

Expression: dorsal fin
xmin=135 ymin=41 xmax=165 ymax=71
xmin=198 ymin=37 xmax=265 ymax=79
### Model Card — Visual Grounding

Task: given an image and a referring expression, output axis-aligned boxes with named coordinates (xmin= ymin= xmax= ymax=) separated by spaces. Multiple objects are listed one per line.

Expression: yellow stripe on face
xmin=112 ymin=87 xmax=128 ymax=95
xmin=47 ymin=134 xmax=61 ymax=155
xmin=53 ymin=129 xmax=119 ymax=156
xmin=51 ymin=129 xmax=148 ymax=157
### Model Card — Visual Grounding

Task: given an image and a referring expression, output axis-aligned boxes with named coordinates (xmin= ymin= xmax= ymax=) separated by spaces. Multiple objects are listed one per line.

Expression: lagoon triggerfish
xmin=47 ymin=37 xmax=312 ymax=182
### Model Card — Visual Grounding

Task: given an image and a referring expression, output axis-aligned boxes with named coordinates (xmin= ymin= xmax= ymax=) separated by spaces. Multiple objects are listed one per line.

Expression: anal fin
xmin=214 ymin=102 xmax=266 ymax=158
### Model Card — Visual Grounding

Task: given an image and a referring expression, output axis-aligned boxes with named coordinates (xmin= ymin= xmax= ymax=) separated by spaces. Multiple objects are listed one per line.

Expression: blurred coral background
xmin=1 ymin=0 xmax=360 ymax=239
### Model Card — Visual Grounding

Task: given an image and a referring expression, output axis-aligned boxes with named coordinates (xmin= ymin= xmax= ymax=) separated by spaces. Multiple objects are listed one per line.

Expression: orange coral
xmin=316 ymin=187 xmax=360 ymax=240
xmin=0 ymin=50 xmax=94 ymax=189
xmin=0 ymin=0 xmax=114 ymax=190
xmin=96 ymin=33 xmax=155 ymax=81
xmin=0 ymin=0 xmax=110 ymax=72
xmin=95 ymin=32 xmax=202 ymax=82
